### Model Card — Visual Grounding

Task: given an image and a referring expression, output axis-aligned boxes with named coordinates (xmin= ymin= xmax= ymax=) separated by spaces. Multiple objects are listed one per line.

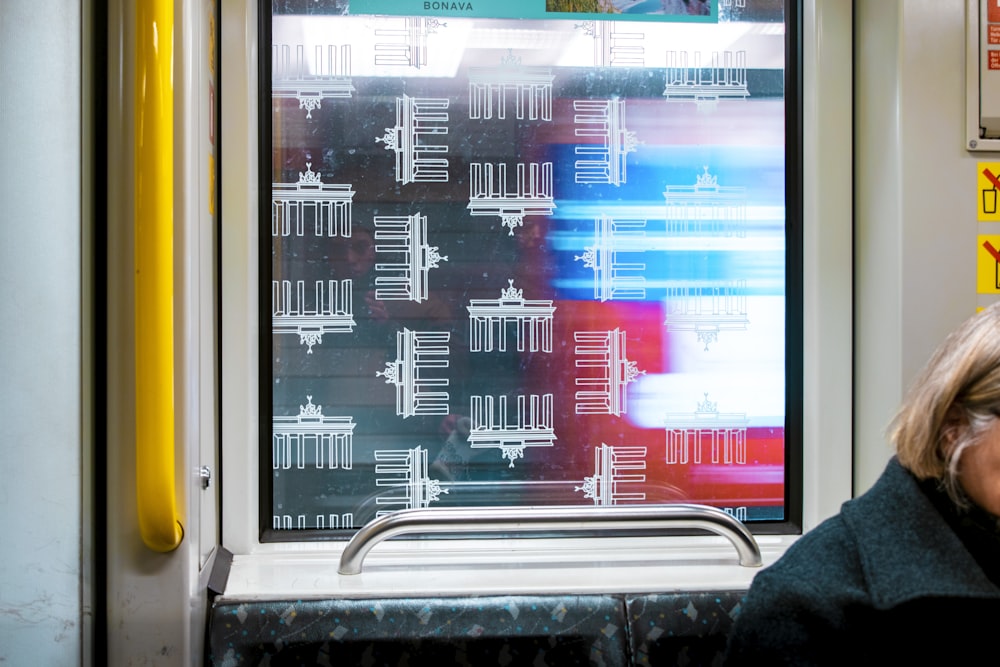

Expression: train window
xmin=259 ymin=0 xmax=800 ymax=542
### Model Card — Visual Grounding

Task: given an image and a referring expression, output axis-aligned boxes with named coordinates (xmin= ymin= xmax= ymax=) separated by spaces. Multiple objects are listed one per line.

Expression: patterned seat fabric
xmin=626 ymin=591 xmax=747 ymax=667
xmin=208 ymin=590 xmax=746 ymax=667
xmin=209 ymin=594 xmax=628 ymax=667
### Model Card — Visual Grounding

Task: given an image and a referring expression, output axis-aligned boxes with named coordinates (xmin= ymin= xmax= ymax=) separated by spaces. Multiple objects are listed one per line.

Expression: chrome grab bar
xmin=338 ymin=504 xmax=763 ymax=575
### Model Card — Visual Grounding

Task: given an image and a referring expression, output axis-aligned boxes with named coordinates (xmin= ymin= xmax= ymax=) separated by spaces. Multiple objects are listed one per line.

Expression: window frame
xmin=219 ymin=0 xmax=852 ymax=593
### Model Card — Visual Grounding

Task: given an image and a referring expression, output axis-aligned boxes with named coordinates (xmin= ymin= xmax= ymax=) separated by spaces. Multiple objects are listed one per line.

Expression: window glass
xmin=267 ymin=0 xmax=793 ymax=537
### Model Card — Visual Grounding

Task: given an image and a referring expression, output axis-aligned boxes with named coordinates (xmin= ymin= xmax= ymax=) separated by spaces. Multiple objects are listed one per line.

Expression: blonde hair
xmin=888 ymin=302 xmax=1000 ymax=504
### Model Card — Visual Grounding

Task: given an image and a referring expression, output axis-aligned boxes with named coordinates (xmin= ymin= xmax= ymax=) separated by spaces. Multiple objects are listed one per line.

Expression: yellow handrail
xmin=134 ymin=0 xmax=183 ymax=552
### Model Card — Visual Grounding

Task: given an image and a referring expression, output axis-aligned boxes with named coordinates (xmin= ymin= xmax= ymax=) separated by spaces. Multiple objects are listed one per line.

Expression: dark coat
xmin=723 ymin=457 xmax=1000 ymax=666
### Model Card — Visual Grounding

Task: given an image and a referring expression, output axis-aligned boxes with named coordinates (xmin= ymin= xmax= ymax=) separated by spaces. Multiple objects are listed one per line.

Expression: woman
xmin=723 ymin=303 xmax=1000 ymax=665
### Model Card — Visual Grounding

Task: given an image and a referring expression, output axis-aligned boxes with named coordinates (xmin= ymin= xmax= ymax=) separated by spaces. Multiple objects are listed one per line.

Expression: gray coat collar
xmin=840 ymin=457 xmax=1000 ymax=609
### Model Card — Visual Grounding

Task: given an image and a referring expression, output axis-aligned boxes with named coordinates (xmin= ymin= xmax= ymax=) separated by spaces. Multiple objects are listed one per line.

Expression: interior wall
xmin=854 ymin=0 xmax=996 ymax=492
xmin=1 ymin=0 xmax=990 ymax=661
xmin=0 ymin=1 xmax=86 ymax=664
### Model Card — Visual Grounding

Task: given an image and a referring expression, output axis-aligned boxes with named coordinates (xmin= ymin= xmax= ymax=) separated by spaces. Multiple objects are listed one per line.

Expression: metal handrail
xmin=338 ymin=504 xmax=763 ymax=575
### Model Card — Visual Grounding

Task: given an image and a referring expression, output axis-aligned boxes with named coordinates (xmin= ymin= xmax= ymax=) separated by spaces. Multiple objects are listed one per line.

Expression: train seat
xmin=207 ymin=590 xmax=746 ymax=666
xmin=626 ymin=590 xmax=746 ymax=666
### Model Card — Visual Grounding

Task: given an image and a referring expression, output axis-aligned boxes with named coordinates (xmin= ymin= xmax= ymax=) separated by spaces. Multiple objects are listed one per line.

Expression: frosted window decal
xmin=468 ymin=393 xmax=556 ymax=467
xmin=663 ymin=50 xmax=750 ymax=104
xmin=663 ymin=393 xmax=749 ymax=466
xmin=272 ymin=43 xmax=354 ymax=118
xmin=372 ymin=17 xmax=442 ymax=69
xmin=577 ymin=21 xmax=646 ymax=68
xmin=468 ymin=162 xmax=556 ymax=236
xmin=375 ymin=96 xmax=451 ymax=185
xmin=377 ymin=329 xmax=452 ymax=418
xmin=272 ymin=163 xmax=354 ymax=238
xmin=268 ymin=0 xmax=789 ymax=535
xmin=374 ymin=446 xmax=448 ymax=515
xmin=573 ymin=328 xmax=644 ymax=416
xmin=576 ymin=444 xmax=647 ymax=505
xmin=371 ymin=214 xmax=447 ymax=302
xmin=272 ymin=396 xmax=356 ymax=470
xmin=573 ymin=98 xmax=636 ymax=186
xmin=575 ymin=216 xmax=649 ymax=302
xmin=467 ymin=280 xmax=555 ymax=354
xmin=467 ymin=64 xmax=554 ymax=121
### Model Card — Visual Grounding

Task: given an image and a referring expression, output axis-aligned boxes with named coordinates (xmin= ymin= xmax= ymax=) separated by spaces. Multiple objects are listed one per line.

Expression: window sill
xmin=219 ymin=534 xmax=795 ymax=601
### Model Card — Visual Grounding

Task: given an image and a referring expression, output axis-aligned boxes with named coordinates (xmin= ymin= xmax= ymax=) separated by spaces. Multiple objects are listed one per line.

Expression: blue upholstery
xmin=208 ymin=590 xmax=746 ymax=666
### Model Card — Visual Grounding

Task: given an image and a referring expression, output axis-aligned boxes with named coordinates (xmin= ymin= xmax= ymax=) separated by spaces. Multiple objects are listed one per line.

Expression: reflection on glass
xmin=268 ymin=0 xmax=787 ymax=535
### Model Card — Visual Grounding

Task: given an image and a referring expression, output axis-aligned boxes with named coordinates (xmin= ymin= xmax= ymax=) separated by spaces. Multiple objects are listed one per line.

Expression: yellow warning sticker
xmin=977 ymin=235 xmax=1000 ymax=293
xmin=978 ymin=163 xmax=1000 ymax=221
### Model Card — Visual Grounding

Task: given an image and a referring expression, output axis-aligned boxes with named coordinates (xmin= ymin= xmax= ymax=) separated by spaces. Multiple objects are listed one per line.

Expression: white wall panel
xmin=854 ymin=0 xmax=989 ymax=493
xmin=0 ymin=1 xmax=84 ymax=664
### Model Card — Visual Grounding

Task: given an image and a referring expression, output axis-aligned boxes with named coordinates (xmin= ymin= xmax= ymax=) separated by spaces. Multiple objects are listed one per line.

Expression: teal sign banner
xmin=348 ymin=0 xmax=718 ymax=23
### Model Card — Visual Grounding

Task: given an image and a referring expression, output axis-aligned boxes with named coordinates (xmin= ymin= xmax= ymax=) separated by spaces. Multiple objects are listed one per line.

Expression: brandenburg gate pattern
xmin=469 ymin=394 xmax=556 ymax=468
xmin=663 ymin=394 xmax=748 ymax=465
xmin=373 ymin=214 xmax=448 ymax=302
xmin=467 ymin=280 xmax=555 ymax=354
xmin=377 ymin=329 xmax=451 ymax=419
xmin=575 ymin=444 xmax=647 ymax=506
xmin=468 ymin=162 xmax=555 ymax=235
xmin=272 ymin=43 xmax=354 ymax=118
xmin=373 ymin=447 xmax=448 ymax=516
xmin=573 ymin=328 xmax=645 ymax=416
xmin=376 ymin=95 xmax=450 ymax=185
xmin=575 ymin=216 xmax=648 ymax=302
xmin=573 ymin=99 xmax=637 ymax=186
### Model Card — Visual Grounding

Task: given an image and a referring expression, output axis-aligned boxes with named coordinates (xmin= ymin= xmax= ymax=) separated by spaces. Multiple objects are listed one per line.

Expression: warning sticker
xmin=990 ymin=1 xmax=1000 ymax=23
xmin=978 ymin=235 xmax=1000 ymax=294
xmin=978 ymin=163 xmax=1000 ymax=221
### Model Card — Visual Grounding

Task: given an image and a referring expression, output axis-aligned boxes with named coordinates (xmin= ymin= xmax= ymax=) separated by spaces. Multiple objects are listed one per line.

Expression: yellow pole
xmin=134 ymin=0 xmax=183 ymax=552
